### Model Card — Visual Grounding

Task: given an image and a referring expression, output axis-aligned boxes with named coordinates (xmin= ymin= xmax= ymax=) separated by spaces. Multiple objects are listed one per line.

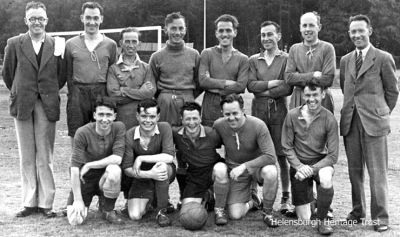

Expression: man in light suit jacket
xmin=2 ymin=1 xmax=65 ymax=218
xmin=340 ymin=14 xmax=398 ymax=232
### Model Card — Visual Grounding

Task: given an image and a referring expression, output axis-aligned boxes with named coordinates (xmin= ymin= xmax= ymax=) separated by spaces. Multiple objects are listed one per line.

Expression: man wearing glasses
xmin=2 ymin=1 xmax=65 ymax=218
xmin=64 ymin=1 xmax=117 ymax=147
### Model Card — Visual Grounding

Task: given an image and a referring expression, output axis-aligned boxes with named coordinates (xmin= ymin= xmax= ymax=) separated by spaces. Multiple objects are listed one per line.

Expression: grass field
xmin=0 ymin=77 xmax=400 ymax=236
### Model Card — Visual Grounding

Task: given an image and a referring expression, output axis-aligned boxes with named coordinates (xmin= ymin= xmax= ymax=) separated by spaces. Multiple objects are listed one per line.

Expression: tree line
xmin=1 ymin=0 xmax=399 ymax=60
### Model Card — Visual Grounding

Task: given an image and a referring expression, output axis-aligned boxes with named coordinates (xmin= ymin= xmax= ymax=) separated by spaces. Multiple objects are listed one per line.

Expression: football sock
xmin=316 ymin=186 xmax=334 ymax=220
xmin=214 ymin=181 xmax=229 ymax=208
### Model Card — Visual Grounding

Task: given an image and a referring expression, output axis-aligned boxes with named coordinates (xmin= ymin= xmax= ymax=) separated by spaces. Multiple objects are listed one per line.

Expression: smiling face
xmin=81 ymin=7 xmax=103 ymax=35
xmin=260 ymin=24 xmax=281 ymax=52
xmin=302 ymin=86 xmax=325 ymax=111
xmin=222 ymin=101 xmax=245 ymax=130
xmin=349 ymin=20 xmax=372 ymax=50
xmin=182 ymin=109 xmax=202 ymax=137
xmin=216 ymin=21 xmax=237 ymax=48
xmin=120 ymin=31 xmax=139 ymax=56
xmin=137 ymin=107 xmax=159 ymax=133
xmin=300 ymin=13 xmax=320 ymax=45
xmin=25 ymin=7 xmax=48 ymax=37
xmin=93 ymin=106 xmax=116 ymax=133
xmin=165 ymin=18 xmax=186 ymax=45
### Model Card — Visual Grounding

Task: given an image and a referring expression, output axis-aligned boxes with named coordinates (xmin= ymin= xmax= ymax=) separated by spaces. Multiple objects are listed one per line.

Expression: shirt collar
xmin=257 ymin=49 xmax=283 ymax=60
xmin=177 ymin=125 xmax=206 ymax=138
xmin=28 ymin=32 xmax=45 ymax=43
xmin=133 ymin=125 xmax=160 ymax=140
xmin=297 ymin=104 xmax=322 ymax=120
xmin=357 ymin=44 xmax=371 ymax=59
xmin=116 ymin=53 xmax=141 ymax=65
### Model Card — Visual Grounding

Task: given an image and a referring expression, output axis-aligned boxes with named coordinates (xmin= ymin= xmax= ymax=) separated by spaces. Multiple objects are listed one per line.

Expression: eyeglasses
xmin=28 ymin=17 xmax=47 ymax=23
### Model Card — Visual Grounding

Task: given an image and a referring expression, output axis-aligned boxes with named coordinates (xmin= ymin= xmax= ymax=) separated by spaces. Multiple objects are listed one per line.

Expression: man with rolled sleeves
xmin=340 ymin=14 xmax=398 ymax=232
xmin=2 ymin=1 xmax=65 ymax=218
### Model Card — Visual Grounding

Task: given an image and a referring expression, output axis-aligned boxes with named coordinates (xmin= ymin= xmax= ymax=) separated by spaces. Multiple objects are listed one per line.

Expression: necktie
xmin=355 ymin=50 xmax=362 ymax=76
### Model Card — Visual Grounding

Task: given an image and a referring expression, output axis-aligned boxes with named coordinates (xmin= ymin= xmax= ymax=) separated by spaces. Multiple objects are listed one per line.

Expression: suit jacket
xmin=2 ymin=32 xmax=66 ymax=122
xmin=340 ymin=45 xmax=399 ymax=137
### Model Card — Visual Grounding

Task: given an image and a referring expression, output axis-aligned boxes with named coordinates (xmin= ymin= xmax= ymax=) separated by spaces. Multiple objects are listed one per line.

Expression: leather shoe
xmin=318 ymin=220 xmax=334 ymax=235
xmin=374 ymin=224 xmax=388 ymax=232
xmin=263 ymin=213 xmax=279 ymax=228
xmin=16 ymin=207 xmax=37 ymax=217
xmin=103 ymin=210 xmax=124 ymax=224
xmin=39 ymin=208 xmax=56 ymax=218
xmin=345 ymin=213 xmax=363 ymax=224
xmin=156 ymin=208 xmax=171 ymax=227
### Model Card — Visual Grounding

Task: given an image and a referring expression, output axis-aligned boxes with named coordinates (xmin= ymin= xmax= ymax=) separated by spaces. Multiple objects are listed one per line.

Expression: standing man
xmin=247 ymin=20 xmax=293 ymax=214
xmin=199 ymin=14 xmax=249 ymax=126
xmin=2 ymin=1 xmax=65 ymax=218
xmin=285 ymin=12 xmax=336 ymax=113
xmin=148 ymin=12 xmax=201 ymax=127
xmin=340 ymin=14 xmax=398 ymax=232
xmin=122 ymin=99 xmax=176 ymax=227
xmin=213 ymin=94 xmax=278 ymax=227
xmin=67 ymin=97 xmax=124 ymax=225
xmin=65 ymin=1 xmax=117 ymax=144
xmin=282 ymin=82 xmax=338 ymax=235
xmin=107 ymin=27 xmax=155 ymax=130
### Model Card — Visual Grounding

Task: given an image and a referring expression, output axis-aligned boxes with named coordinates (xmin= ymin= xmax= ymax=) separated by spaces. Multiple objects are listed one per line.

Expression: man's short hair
xmin=95 ymin=96 xmax=116 ymax=112
xmin=165 ymin=12 xmax=185 ymax=26
xmin=181 ymin=102 xmax=202 ymax=117
xmin=120 ymin=27 xmax=140 ymax=41
xmin=137 ymin=99 xmax=160 ymax=114
xmin=81 ymin=2 xmax=103 ymax=15
xmin=220 ymin=94 xmax=244 ymax=109
xmin=349 ymin=14 xmax=371 ymax=27
xmin=260 ymin=20 xmax=281 ymax=33
xmin=304 ymin=81 xmax=325 ymax=92
xmin=214 ymin=14 xmax=239 ymax=29
xmin=26 ymin=1 xmax=46 ymax=12
xmin=301 ymin=11 xmax=321 ymax=25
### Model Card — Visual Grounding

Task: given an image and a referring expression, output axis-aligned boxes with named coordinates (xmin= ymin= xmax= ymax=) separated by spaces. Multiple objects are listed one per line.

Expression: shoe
xmin=284 ymin=209 xmax=297 ymax=218
xmin=214 ymin=207 xmax=228 ymax=226
xmin=279 ymin=197 xmax=291 ymax=214
xmin=250 ymin=190 xmax=262 ymax=211
xmin=263 ymin=211 xmax=278 ymax=228
xmin=118 ymin=201 xmax=129 ymax=217
xmin=203 ymin=189 xmax=215 ymax=212
xmin=60 ymin=206 xmax=68 ymax=217
xmin=156 ymin=208 xmax=171 ymax=227
xmin=318 ymin=219 xmax=334 ymax=235
xmin=39 ymin=208 xmax=56 ymax=218
xmin=166 ymin=201 xmax=175 ymax=214
xmin=345 ymin=213 xmax=363 ymax=224
xmin=326 ymin=209 xmax=334 ymax=220
xmin=102 ymin=210 xmax=124 ymax=225
xmin=374 ymin=224 xmax=388 ymax=232
xmin=177 ymin=201 xmax=182 ymax=211
xmin=16 ymin=207 xmax=37 ymax=217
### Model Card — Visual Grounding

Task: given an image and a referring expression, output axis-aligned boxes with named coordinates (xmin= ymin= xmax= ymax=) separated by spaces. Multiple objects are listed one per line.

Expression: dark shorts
xmin=116 ymin=101 xmax=139 ymax=130
xmin=127 ymin=163 xmax=176 ymax=199
xmin=201 ymin=92 xmax=223 ymax=127
xmin=67 ymin=83 xmax=106 ymax=137
xmin=182 ymin=165 xmax=214 ymax=199
xmin=157 ymin=90 xmax=194 ymax=126
xmin=290 ymin=167 xmax=321 ymax=206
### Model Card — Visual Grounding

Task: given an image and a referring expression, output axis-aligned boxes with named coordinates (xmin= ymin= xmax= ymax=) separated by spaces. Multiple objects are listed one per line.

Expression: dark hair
xmin=220 ymin=94 xmax=244 ymax=109
xmin=26 ymin=1 xmax=46 ymax=12
xmin=181 ymin=102 xmax=201 ymax=117
xmin=214 ymin=14 xmax=239 ymax=29
xmin=82 ymin=2 xmax=103 ymax=15
xmin=260 ymin=21 xmax=281 ymax=33
xmin=165 ymin=12 xmax=185 ymax=26
xmin=137 ymin=99 xmax=160 ymax=114
xmin=349 ymin=14 xmax=371 ymax=27
xmin=301 ymin=11 xmax=321 ymax=25
xmin=120 ymin=27 xmax=140 ymax=41
xmin=95 ymin=96 xmax=116 ymax=112
xmin=303 ymin=81 xmax=325 ymax=92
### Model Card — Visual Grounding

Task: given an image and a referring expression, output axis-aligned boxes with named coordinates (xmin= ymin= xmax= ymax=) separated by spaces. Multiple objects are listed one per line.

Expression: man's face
xmin=222 ymin=101 xmax=245 ymax=130
xmin=165 ymin=18 xmax=186 ymax=44
xmin=25 ymin=7 xmax=48 ymax=36
xmin=93 ymin=106 xmax=116 ymax=132
xmin=81 ymin=7 xmax=103 ymax=35
xmin=349 ymin=20 xmax=371 ymax=50
xmin=300 ymin=13 xmax=320 ymax=44
xmin=216 ymin=21 xmax=237 ymax=48
xmin=302 ymin=86 xmax=325 ymax=111
xmin=136 ymin=107 xmax=159 ymax=133
xmin=120 ymin=31 xmax=139 ymax=56
xmin=182 ymin=110 xmax=201 ymax=136
xmin=260 ymin=24 xmax=281 ymax=51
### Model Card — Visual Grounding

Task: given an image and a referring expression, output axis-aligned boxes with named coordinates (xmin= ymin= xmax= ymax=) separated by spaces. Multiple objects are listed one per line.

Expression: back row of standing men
xmin=3 ymin=1 xmax=397 ymax=234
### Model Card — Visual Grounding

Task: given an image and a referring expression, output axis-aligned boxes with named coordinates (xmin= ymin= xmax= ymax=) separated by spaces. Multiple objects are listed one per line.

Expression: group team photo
xmin=0 ymin=0 xmax=399 ymax=236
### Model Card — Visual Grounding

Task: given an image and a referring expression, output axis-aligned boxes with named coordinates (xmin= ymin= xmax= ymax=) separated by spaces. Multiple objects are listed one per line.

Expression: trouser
xmin=201 ymin=91 xmax=222 ymax=126
xmin=14 ymin=98 xmax=56 ymax=209
xmin=157 ymin=90 xmax=194 ymax=126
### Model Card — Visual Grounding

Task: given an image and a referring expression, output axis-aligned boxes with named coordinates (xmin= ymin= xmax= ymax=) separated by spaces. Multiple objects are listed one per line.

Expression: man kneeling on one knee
xmin=122 ymin=99 xmax=176 ymax=227
xmin=67 ymin=97 xmax=125 ymax=225
xmin=282 ymin=82 xmax=338 ymax=235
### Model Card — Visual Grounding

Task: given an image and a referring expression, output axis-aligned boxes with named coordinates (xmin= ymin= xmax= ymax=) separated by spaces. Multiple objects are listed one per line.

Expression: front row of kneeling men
xmin=67 ymin=83 xmax=337 ymax=235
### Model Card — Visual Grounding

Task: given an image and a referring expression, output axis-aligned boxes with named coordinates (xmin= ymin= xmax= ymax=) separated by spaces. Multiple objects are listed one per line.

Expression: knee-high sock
xmin=316 ymin=186 xmax=334 ymax=220
xmin=155 ymin=179 xmax=169 ymax=209
xmin=214 ymin=181 xmax=229 ymax=208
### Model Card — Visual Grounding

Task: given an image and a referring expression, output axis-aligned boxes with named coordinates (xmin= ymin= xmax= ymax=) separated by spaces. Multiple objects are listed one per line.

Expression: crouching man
xmin=122 ymin=99 xmax=176 ymax=227
xmin=212 ymin=94 xmax=279 ymax=227
xmin=67 ymin=97 xmax=125 ymax=225
xmin=282 ymin=82 xmax=338 ymax=235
